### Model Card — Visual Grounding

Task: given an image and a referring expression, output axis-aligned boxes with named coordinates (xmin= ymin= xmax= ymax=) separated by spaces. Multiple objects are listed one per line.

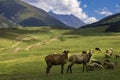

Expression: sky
xmin=21 ymin=0 xmax=120 ymax=24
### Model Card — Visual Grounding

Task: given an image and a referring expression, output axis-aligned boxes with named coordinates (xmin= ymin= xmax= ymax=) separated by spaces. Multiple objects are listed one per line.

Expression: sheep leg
xmin=67 ymin=64 xmax=71 ymax=73
xmin=67 ymin=63 xmax=74 ymax=73
xmin=85 ymin=64 xmax=88 ymax=72
xmin=70 ymin=64 xmax=74 ymax=73
xmin=61 ymin=64 xmax=64 ymax=74
xmin=46 ymin=65 xmax=52 ymax=75
xmin=67 ymin=65 xmax=70 ymax=73
xmin=83 ymin=63 xmax=86 ymax=72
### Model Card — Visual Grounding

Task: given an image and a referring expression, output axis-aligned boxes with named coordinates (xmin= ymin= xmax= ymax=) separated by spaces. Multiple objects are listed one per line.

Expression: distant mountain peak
xmin=49 ymin=11 xmax=86 ymax=28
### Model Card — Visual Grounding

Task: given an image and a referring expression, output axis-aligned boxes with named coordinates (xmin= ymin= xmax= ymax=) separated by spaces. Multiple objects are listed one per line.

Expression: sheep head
xmin=63 ymin=50 xmax=69 ymax=55
xmin=82 ymin=51 xmax=87 ymax=54
xmin=88 ymin=49 xmax=94 ymax=57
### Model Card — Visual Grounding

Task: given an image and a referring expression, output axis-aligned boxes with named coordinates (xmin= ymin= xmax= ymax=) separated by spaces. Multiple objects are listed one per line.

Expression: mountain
xmin=0 ymin=15 xmax=16 ymax=28
xmin=81 ymin=13 xmax=120 ymax=32
xmin=105 ymin=21 xmax=120 ymax=32
xmin=49 ymin=11 xmax=86 ymax=28
xmin=0 ymin=0 xmax=70 ymax=28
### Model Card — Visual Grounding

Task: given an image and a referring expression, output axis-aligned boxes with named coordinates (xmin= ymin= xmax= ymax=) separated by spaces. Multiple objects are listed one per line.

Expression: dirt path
xmin=11 ymin=41 xmax=21 ymax=48
xmin=0 ymin=41 xmax=21 ymax=51
xmin=0 ymin=35 xmax=60 ymax=53
xmin=25 ymin=36 xmax=59 ymax=51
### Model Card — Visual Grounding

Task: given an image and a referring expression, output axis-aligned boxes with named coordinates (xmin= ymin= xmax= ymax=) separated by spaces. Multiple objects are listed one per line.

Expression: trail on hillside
xmin=0 ymin=33 xmax=62 ymax=53
xmin=25 ymin=35 xmax=59 ymax=51
xmin=11 ymin=41 xmax=22 ymax=48
xmin=0 ymin=41 xmax=21 ymax=51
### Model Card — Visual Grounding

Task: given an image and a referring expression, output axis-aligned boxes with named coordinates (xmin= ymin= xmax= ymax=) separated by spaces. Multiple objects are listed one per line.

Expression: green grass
xmin=0 ymin=26 xmax=120 ymax=80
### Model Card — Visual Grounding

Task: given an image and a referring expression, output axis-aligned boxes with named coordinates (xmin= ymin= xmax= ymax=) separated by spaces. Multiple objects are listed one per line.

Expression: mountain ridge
xmin=0 ymin=0 xmax=70 ymax=28
xmin=49 ymin=11 xmax=86 ymax=28
xmin=80 ymin=13 xmax=120 ymax=32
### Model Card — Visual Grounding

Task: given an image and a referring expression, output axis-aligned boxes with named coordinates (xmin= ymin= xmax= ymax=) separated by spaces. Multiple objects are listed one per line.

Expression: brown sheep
xmin=87 ymin=63 xmax=104 ymax=71
xmin=103 ymin=60 xmax=117 ymax=70
xmin=67 ymin=50 xmax=94 ymax=73
xmin=45 ymin=50 xmax=69 ymax=75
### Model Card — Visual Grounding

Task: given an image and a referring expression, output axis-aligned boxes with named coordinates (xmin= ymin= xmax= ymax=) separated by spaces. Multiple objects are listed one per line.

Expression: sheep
xmin=103 ymin=60 xmax=117 ymax=70
xmin=87 ymin=59 xmax=104 ymax=71
xmin=45 ymin=50 xmax=69 ymax=75
xmin=95 ymin=47 xmax=102 ymax=52
xmin=87 ymin=62 xmax=104 ymax=71
xmin=105 ymin=48 xmax=113 ymax=58
xmin=115 ymin=54 xmax=120 ymax=59
xmin=94 ymin=63 xmax=104 ymax=69
xmin=67 ymin=50 xmax=94 ymax=73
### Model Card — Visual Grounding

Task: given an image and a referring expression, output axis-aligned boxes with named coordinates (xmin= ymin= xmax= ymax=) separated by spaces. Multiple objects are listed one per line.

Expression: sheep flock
xmin=45 ymin=48 xmax=119 ymax=75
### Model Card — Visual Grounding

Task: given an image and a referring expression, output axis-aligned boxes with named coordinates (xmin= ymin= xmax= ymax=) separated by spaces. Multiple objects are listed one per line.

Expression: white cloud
xmin=21 ymin=0 xmax=97 ymax=24
xmin=84 ymin=17 xmax=98 ymax=24
xmin=95 ymin=7 xmax=113 ymax=16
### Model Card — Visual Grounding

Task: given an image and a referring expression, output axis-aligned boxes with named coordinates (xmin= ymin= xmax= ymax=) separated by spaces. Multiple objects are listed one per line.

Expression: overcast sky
xmin=21 ymin=0 xmax=120 ymax=24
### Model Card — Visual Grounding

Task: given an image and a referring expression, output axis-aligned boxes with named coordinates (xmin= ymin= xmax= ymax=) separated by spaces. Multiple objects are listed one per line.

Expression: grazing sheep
xmin=45 ymin=50 xmax=69 ymax=75
xmin=105 ymin=48 xmax=113 ymax=58
xmin=103 ymin=60 xmax=117 ymax=70
xmin=87 ymin=62 xmax=104 ymax=71
xmin=93 ymin=63 xmax=104 ymax=69
xmin=67 ymin=50 xmax=94 ymax=73
xmin=95 ymin=48 xmax=102 ymax=52
xmin=115 ymin=54 xmax=120 ymax=59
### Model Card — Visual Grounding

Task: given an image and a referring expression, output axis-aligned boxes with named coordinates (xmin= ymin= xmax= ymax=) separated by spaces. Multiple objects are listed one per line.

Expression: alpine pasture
xmin=0 ymin=27 xmax=120 ymax=80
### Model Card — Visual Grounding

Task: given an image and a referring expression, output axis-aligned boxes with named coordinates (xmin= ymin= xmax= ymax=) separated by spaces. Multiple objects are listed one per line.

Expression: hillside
xmin=49 ymin=11 xmax=86 ymax=28
xmin=0 ymin=27 xmax=120 ymax=80
xmin=0 ymin=0 xmax=70 ymax=28
xmin=0 ymin=15 xmax=16 ymax=28
xmin=105 ymin=21 xmax=120 ymax=32
xmin=81 ymin=13 xmax=120 ymax=32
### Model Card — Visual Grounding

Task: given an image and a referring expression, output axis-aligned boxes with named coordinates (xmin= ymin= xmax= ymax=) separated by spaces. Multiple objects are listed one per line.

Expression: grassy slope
xmin=0 ymin=27 xmax=120 ymax=80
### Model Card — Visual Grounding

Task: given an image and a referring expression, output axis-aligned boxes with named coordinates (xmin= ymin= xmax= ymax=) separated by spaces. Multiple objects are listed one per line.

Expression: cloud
xmin=84 ymin=17 xmax=98 ymax=24
xmin=21 ymin=0 xmax=97 ymax=24
xmin=95 ymin=7 xmax=113 ymax=16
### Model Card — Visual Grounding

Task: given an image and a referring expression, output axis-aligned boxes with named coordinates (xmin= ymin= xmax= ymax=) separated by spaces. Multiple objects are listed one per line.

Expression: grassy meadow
xmin=0 ymin=26 xmax=120 ymax=80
